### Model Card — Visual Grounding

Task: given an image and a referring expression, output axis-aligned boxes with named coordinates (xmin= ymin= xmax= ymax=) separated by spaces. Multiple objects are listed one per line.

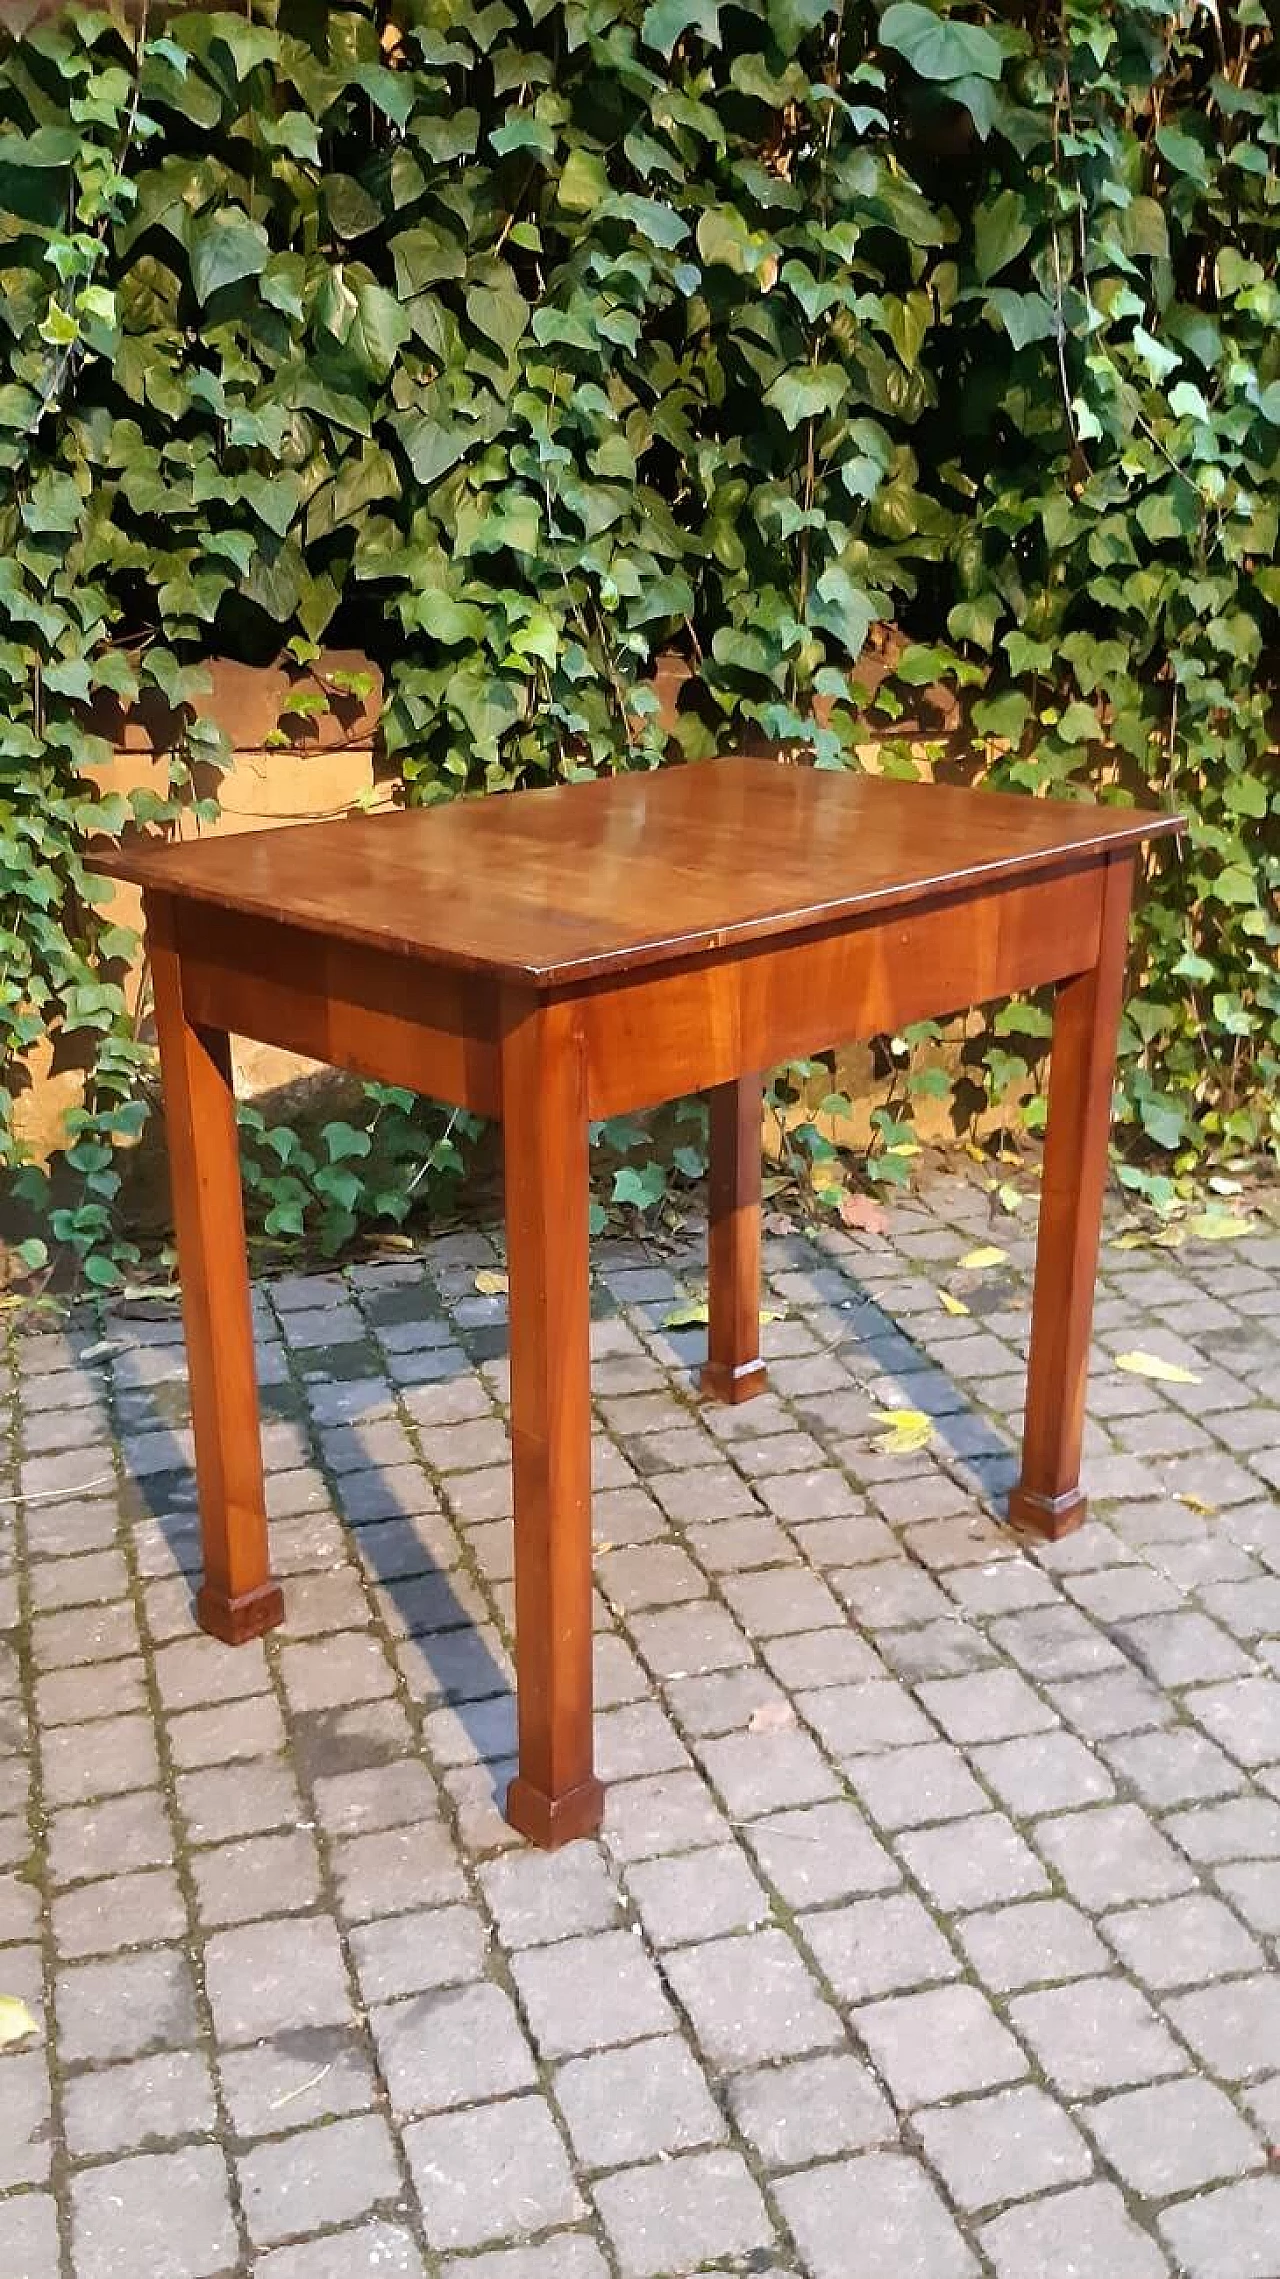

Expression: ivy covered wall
xmin=0 ymin=0 xmax=1276 ymax=1281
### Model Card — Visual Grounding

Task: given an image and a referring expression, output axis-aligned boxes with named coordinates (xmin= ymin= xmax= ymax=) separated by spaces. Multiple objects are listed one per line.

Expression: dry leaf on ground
xmin=939 ymin=1291 xmax=970 ymax=1317
xmin=474 ymin=1269 xmax=509 ymax=1296
xmin=839 ymin=1192 xmax=888 ymax=1235
xmin=748 ymin=1700 xmax=797 ymax=1734
xmin=872 ymin=1406 xmax=934 ymax=1455
xmin=959 ymin=1246 xmax=1009 ymax=1272
xmin=1115 ymin=1350 xmax=1201 ymax=1385
xmin=0 ymin=1998 xmax=37 ymax=2050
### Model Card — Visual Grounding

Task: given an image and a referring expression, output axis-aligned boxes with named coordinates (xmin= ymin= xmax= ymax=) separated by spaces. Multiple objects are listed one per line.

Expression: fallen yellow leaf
xmin=940 ymin=1290 xmax=970 ymax=1317
xmin=872 ymin=1406 xmax=934 ymax=1455
xmin=1115 ymin=1350 xmax=1201 ymax=1385
xmin=997 ymin=1182 xmax=1023 ymax=1215
xmin=473 ymin=1269 xmax=509 ymax=1296
xmin=662 ymin=1300 xmax=709 ymax=1328
xmin=1185 ymin=1212 xmax=1257 ymax=1243
xmin=960 ymin=1246 xmax=1009 ymax=1272
xmin=1178 ymin=1493 xmax=1217 ymax=1517
xmin=0 ymin=1997 xmax=37 ymax=2050
xmin=1110 ymin=1231 xmax=1151 ymax=1252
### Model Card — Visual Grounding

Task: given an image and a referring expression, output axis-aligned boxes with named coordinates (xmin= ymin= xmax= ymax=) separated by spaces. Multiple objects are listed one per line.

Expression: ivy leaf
xmin=641 ymin=0 xmax=722 ymax=57
xmin=348 ymin=280 xmax=411 ymax=379
xmin=189 ymin=211 xmax=269 ymax=303
xmin=763 ymin=366 xmax=849 ymax=429
xmin=467 ymin=280 xmax=530 ymax=358
xmin=879 ymin=2 xmax=1003 ymax=82
xmin=557 ymin=147 xmax=609 ymax=213
xmin=974 ymin=189 xmax=1032 ymax=282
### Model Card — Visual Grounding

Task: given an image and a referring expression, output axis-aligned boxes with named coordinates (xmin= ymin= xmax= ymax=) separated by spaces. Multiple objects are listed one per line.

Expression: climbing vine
xmin=0 ymin=0 xmax=1276 ymax=1283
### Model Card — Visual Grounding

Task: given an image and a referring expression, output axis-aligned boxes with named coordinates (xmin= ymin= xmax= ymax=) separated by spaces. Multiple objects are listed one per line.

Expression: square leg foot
xmin=1007 ymin=1485 xmax=1088 ymax=1542
xmin=196 ymin=1579 xmax=286 ymax=1645
xmin=505 ymin=1773 xmax=605 ymax=1850
xmin=700 ymin=1359 xmax=769 ymax=1406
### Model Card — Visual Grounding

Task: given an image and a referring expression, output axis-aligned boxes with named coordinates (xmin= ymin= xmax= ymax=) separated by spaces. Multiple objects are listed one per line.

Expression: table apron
xmin=157 ymin=856 xmax=1107 ymax=1127
xmin=165 ymin=902 xmax=503 ymax=1116
xmin=578 ymin=860 xmax=1108 ymax=1119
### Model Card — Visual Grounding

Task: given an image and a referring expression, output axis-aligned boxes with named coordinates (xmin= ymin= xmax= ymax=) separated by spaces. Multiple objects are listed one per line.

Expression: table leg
xmin=148 ymin=902 xmax=283 ymax=1642
xmin=501 ymin=994 xmax=603 ymax=1848
xmin=1009 ymin=855 xmax=1136 ymax=1540
xmin=701 ymin=1074 xmax=769 ymax=1405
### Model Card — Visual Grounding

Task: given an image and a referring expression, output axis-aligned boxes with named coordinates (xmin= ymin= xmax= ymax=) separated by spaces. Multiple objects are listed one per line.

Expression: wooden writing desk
xmin=102 ymin=758 xmax=1182 ymax=1847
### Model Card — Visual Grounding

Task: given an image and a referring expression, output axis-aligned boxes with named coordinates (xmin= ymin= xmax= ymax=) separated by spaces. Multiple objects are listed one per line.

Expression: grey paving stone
xmin=0 ymin=2051 xmax=51 ymax=2189
xmin=918 ymin=1668 xmax=1059 ymax=1744
xmin=981 ymin=2181 xmax=1170 ymax=2279
xmin=256 ymin=2221 xmax=427 ymax=2277
xmin=404 ymin=2095 xmax=582 ymax=2250
xmin=0 ymin=2190 xmax=60 ymax=2278
xmin=1186 ymin=1677 xmax=1280 ymax=1768
xmin=1009 ymin=1976 xmax=1189 ymax=2096
xmin=237 ymin=2113 xmax=402 ymax=2248
xmin=848 ymin=1741 xmax=989 ymax=1830
xmin=57 ymin=1946 xmax=198 ymax=2065
xmin=592 ymin=2147 xmax=773 ymax=2278
xmin=218 ymin=2026 xmax=380 ymax=2137
xmin=897 ymin=1812 xmax=1050 ymax=1910
xmin=746 ymin=1799 xmax=899 ymax=1908
xmin=972 ymin=1729 xmax=1114 ymax=1814
xmin=191 ymin=1830 xmax=323 ymax=1928
xmin=350 ymin=1904 xmax=488 ymax=2005
xmin=553 ymin=2034 xmax=726 ymax=2168
xmin=955 ymin=1898 xmax=1110 ymax=1992
xmin=1159 ymin=2177 xmax=1280 ymax=2279
xmin=916 ymin=2083 xmax=1094 ymax=2213
xmin=53 ymin=1863 xmax=187 ymax=1957
xmin=775 ymin=2151 xmax=977 ymax=2279
xmin=1032 ymin=1802 xmax=1195 ymax=1910
xmin=169 ymin=1691 xmax=288 ymax=1770
xmin=1166 ymin=1975 xmax=1280 ymax=2082
xmin=1215 ymin=1858 xmax=1280 ymax=1935
xmin=1164 ymin=1795 xmax=1280 ymax=1863
xmin=439 ymin=2246 xmax=607 ymax=2279
xmin=796 ymin=1675 xmax=934 ymax=1755
xmin=665 ymin=1928 xmax=842 ymax=2068
xmin=371 ymin=1981 xmax=537 ymax=2113
xmin=626 ymin=1602 xmax=752 ymax=1676
xmin=1101 ymin=1892 xmax=1265 ymax=1990
xmin=177 ymin=1759 xmax=305 ymax=1846
xmin=204 ymin=1916 xmax=353 ymax=2046
xmin=332 ymin=1822 xmax=467 ymax=1920
xmin=595 ymin=1699 xmax=689 ymax=1781
xmin=70 ymin=2145 xmax=238 ymax=2279
xmin=41 ymin=1715 xmax=161 ymax=1806
xmin=479 ymin=1844 xmax=621 ymax=1948
xmin=853 ymin=1980 xmax=1026 ymax=2106
xmin=602 ymin=1769 xmax=729 ymax=1861
xmin=801 ymin=1889 xmax=960 ymax=2000
xmin=729 ymin=2051 xmax=896 ymax=2168
xmin=511 ymin=1929 xmax=674 ymax=2058
xmin=624 ymin=1844 xmax=769 ymax=1946
xmin=62 ymin=2047 xmax=216 ymax=2159
xmin=1100 ymin=1727 xmax=1246 ymax=1807
xmin=1084 ymin=2077 xmax=1263 ymax=2198
xmin=697 ymin=1724 xmax=841 ymax=1815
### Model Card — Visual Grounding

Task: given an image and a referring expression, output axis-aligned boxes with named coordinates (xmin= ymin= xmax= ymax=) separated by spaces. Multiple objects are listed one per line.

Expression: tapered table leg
xmin=1009 ymin=855 xmax=1136 ymax=1540
xmin=701 ymin=1074 xmax=769 ymax=1405
xmin=501 ymin=992 xmax=603 ymax=1848
xmin=147 ymin=895 xmax=283 ymax=1642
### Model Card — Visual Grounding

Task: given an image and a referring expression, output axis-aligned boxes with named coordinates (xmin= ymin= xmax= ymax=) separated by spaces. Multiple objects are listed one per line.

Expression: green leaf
xmin=879 ymin=2 xmax=1003 ymax=82
xmin=348 ymin=280 xmax=411 ymax=379
xmin=763 ymin=366 xmax=849 ymax=429
xmin=642 ymin=0 xmax=722 ymax=57
xmin=466 ymin=280 xmax=530 ymax=358
xmin=974 ymin=189 xmax=1032 ymax=282
xmin=189 ymin=211 xmax=269 ymax=303
xmin=557 ymin=147 xmax=609 ymax=213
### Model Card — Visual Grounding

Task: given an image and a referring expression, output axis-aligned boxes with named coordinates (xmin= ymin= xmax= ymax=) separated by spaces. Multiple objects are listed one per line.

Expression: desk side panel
xmin=154 ymin=899 xmax=501 ymax=1116
xmin=581 ymin=862 xmax=1107 ymax=1118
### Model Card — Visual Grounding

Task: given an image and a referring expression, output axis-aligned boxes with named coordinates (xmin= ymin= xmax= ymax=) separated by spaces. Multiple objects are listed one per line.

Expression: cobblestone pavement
xmin=2 ymin=1169 xmax=1279 ymax=2279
